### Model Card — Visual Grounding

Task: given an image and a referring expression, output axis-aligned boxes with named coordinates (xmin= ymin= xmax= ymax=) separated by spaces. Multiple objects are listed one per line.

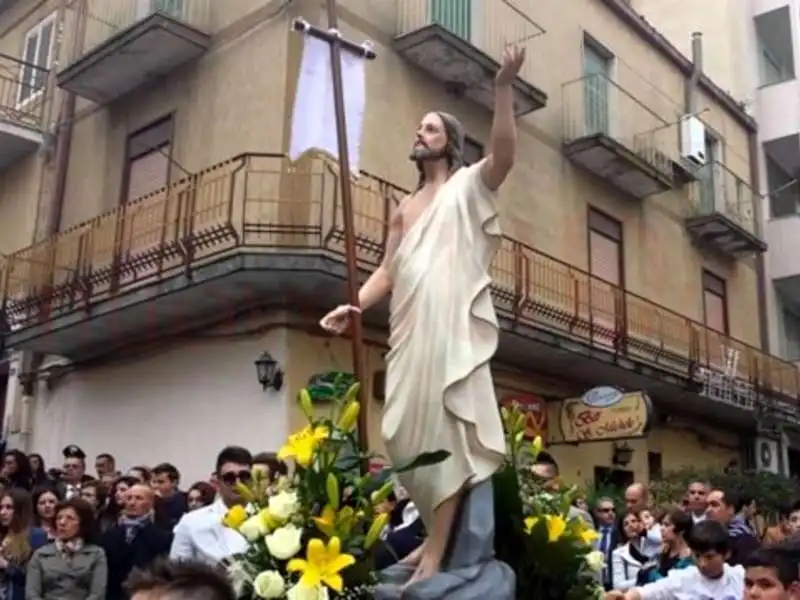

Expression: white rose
xmin=267 ymin=490 xmax=300 ymax=521
xmin=287 ymin=583 xmax=329 ymax=600
xmin=239 ymin=514 xmax=268 ymax=542
xmin=253 ymin=570 xmax=285 ymax=599
xmin=585 ymin=550 xmax=605 ymax=573
xmin=265 ymin=524 xmax=303 ymax=560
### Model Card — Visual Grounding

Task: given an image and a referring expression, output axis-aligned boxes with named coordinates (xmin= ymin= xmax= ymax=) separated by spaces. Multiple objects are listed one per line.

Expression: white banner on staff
xmin=289 ymin=33 xmax=367 ymax=175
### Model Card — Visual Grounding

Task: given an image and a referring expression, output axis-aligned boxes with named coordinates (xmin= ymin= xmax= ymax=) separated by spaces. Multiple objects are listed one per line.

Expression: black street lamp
xmin=255 ymin=351 xmax=284 ymax=391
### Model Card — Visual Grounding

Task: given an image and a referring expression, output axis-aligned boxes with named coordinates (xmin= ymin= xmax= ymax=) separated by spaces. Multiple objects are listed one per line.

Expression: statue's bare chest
xmin=400 ymin=188 xmax=438 ymax=236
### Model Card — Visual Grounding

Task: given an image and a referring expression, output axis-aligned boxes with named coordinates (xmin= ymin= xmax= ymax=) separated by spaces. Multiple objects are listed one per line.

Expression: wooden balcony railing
xmin=1 ymin=152 xmax=798 ymax=401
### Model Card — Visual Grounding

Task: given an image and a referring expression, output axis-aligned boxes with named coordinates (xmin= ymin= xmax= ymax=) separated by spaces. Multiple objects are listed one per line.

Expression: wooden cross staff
xmin=292 ymin=0 xmax=376 ymax=459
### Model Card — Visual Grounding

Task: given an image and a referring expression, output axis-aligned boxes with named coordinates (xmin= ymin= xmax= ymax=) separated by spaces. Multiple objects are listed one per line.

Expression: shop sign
xmin=557 ymin=387 xmax=652 ymax=443
xmin=499 ymin=393 xmax=548 ymax=439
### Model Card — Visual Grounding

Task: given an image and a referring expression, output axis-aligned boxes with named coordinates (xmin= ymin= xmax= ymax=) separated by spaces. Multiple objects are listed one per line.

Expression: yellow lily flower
xmin=287 ymin=537 xmax=356 ymax=593
xmin=277 ymin=425 xmax=330 ymax=467
xmin=581 ymin=527 xmax=600 ymax=544
xmin=221 ymin=505 xmax=248 ymax=530
xmin=546 ymin=515 xmax=567 ymax=542
xmin=524 ymin=515 xmax=567 ymax=542
xmin=311 ymin=505 xmax=356 ymax=538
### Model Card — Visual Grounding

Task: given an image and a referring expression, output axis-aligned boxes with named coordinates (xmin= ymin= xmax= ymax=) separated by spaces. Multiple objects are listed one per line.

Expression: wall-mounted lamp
xmin=255 ymin=351 xmax=284 ymax=391
xmin=612 ymin=441 xmax=634 ymax=467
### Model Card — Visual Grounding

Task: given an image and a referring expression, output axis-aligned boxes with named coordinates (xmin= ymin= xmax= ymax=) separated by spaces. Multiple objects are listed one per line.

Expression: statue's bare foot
xmin=402 ymin=550 xmax=441 ymax=588
xmin=398 ymin=542 xmax=425 ymax=567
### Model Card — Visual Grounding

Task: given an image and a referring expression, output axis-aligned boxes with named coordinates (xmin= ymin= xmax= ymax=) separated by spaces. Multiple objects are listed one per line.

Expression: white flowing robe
xmin=381 ymin=159 xmax=506 ymax=531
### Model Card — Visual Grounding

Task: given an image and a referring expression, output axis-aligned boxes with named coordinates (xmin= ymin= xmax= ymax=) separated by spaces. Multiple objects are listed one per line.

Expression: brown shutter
xmin=589 ymin=231 xmax=620 ymax=284
xmin=126 ymin=148 xmax=169 ymax=202
xmin=702 ymin=271 xmax=728 ymax=334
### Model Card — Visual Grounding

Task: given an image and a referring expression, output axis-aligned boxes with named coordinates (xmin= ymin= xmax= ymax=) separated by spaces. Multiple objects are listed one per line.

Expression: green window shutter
xmin=430 ymin=0 xmax=471 ymax=41
xmin=151 ymin=0 xmax=184 ymax=18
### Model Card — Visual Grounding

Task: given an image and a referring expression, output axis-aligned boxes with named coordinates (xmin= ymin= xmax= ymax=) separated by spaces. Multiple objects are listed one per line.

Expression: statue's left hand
xmin=495 ymin=44 xmax=526 ymax=86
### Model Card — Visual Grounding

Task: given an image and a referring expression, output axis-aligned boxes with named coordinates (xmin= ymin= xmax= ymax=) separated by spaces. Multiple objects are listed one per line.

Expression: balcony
xmin=1 ymin=153 xmax=797 ymax=424
xmin=0 ymin=53 xmax=47 ymax=169
xmin=57 ymin=0 xmax=211 ymax=103
xmin=562 ymin=73 xmax=679 ymax=199
xmin=394 ymin=0 xmax=547 ymax=115
xmin=685 ymin=161 xmax=767 ymax=257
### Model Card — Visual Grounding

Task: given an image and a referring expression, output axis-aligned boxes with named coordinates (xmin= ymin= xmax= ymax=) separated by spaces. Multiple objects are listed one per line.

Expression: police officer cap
xmin=62 ymin=445 xmax=86 ymax=459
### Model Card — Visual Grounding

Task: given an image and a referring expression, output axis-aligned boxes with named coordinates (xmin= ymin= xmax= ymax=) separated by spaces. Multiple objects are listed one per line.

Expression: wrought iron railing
xmin=0 ymin=51 xmax=47 ymax=129
xmin=1 ymin=152 xmax=797 ymax=401
xmin=690 ymin=160 xmax=759 ymax=236
xmin=562 ymin=72 xmax=680 ymax=177
xmin=81 ymin=0 xmax=211 ymax=57
xmin=395 ymin=0 xmax=545 ymax=83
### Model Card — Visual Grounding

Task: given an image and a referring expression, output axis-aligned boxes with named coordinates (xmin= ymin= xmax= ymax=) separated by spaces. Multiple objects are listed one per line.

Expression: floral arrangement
xmin=221 ymin=381 xmax=447 ymax=600
xmin=493 ymin=404 xmax=606 ymax=600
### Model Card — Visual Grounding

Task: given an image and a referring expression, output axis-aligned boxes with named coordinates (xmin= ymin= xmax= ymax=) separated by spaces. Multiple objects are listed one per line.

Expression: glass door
xmin=583 ymin=44 xmax=610 ymax=136
xmin=430 ymin=0 xmax=472 ymax=41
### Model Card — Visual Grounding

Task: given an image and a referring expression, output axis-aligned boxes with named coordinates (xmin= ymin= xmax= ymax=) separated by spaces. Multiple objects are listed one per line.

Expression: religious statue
xmin=320 ymin=45 xmax=526 ymax=600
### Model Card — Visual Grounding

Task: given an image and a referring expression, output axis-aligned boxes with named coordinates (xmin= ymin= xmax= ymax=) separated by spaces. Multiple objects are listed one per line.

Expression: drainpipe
xmin=684 ymin=32 xmax=702 ymax=114
xmin=751 ymin=132 xmax=770 ymax=354
xmin=18 ymin=0 xmax=86 ymax=452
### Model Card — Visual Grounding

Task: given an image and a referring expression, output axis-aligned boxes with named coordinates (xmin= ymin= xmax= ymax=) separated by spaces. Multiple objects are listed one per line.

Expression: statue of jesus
xmin=320 ymin=45 xmax=526 ymax=589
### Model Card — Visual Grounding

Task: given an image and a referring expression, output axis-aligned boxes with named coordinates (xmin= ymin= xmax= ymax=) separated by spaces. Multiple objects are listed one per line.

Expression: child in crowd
xmin=743 ymin=545 xmax=800 ymax=600
xmin=605 ymin=520 xmax=744 ymax=600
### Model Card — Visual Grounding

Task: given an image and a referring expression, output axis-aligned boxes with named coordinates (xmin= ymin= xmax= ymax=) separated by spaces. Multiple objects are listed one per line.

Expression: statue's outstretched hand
xmin=320 ymin=304 xmax=361 ymax=335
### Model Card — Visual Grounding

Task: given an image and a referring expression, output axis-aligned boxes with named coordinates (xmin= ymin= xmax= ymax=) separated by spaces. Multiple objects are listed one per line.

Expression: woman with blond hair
xmin=0 ymin=488 xmax=47 ymax=600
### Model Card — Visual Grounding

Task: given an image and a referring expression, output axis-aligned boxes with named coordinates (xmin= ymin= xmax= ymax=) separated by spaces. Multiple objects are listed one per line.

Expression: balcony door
xmin=583 ymin=40 xmax=611 ymax=136
xmin=699 ymin=133 xmax=721 ymax=213
xmin=430 ymin=0 xmax=472 ymax=41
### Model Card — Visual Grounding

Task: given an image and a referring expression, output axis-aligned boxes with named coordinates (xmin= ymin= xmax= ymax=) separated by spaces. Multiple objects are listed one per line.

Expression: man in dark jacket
xmin=706 ymin=486 xmax=760 ymax=565
xmin=100 ymin=483 xmax=173 ymax=600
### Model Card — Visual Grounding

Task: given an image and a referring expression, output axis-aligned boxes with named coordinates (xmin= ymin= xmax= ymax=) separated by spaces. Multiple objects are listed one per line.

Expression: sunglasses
xmin=220 ymin=470 xmax=252 ymax=487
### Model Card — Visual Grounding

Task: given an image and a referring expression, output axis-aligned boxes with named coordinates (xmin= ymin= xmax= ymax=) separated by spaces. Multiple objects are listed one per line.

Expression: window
xmin=766 ymin=154 xmax=800 ymax=218
xmin=783 ymin=306 xmax=800 ymax=360
xmin=123 ymin=116 xmax=173 ymax=203
xmin=583 ymin=36 xmax=613 ymax=136
xmin=588 ymin=208 xmax=623 ymax=286
xmin=702 ymin=270 xmax=728 ymax=334
xmin=17 ymin=13 xmax=55 ymax=107
xmin=463 ymin=136 xmax=483 ymax=166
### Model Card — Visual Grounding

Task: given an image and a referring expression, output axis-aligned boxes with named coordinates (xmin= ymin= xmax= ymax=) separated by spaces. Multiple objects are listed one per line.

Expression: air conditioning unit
xmin=755 ymin=437 xmax=780 ymax=474
xmin=680 ymin=115 xmax=706 ymax=165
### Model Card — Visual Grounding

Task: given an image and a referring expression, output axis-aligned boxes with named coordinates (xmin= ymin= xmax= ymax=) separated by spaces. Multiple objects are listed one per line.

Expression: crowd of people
xmin=0 ymin=443 xmax=423 ymax=600
xmin=586 ymin=478 xmax=800 ymax=600
xmin=2 ymin=441 xmax=800 ymax=600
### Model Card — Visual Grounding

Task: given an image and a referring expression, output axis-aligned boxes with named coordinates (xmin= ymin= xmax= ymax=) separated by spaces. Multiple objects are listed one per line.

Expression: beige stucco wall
xmin=0 ymin=0 xmax=762 ymax=346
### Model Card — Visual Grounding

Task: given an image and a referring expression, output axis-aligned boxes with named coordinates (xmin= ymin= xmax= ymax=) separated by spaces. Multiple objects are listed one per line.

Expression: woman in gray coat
xmin=25 ymin=497 xmax=107 ymax=600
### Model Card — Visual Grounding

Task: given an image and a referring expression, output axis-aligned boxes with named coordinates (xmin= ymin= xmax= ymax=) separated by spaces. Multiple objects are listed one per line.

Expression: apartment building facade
xmin=0 ymin=0 xmax=792 ymax=482
xmin=631 ymin=0 xmax=800 ymax=474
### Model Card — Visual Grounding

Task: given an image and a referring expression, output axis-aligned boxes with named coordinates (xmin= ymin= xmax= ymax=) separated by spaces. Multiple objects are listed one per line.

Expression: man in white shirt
xmin=169 ymin=446 xmax=253 ymax=565
xmin=606 ymin=520 xmax=744 ymax=600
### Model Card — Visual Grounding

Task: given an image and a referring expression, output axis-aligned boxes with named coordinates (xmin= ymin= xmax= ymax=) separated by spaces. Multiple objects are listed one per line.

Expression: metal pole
xmin=323 ymin=0 xmax=369 ymax=457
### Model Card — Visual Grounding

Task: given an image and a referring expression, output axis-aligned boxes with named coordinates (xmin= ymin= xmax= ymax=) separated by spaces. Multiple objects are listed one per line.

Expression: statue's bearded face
xmin=409 ymin=112 xmax=448 ymax=162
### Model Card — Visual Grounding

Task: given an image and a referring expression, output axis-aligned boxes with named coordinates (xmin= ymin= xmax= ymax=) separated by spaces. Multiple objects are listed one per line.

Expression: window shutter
xmin=126 ymin=148 xmax=169 ymax=202
xmin=430 ymin=0 xmax=472 ymax=40
xmin=590 ymin=231 xmax=620 ymax=284
xmin=33 ymin=20 xmax=53 ymax=91
xmin=704 ymin=291 xmax=725 ymax=333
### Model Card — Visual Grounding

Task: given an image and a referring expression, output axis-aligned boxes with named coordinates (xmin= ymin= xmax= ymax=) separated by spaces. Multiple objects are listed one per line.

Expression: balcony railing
xmin=562 ymin=72 xmax=680 ymax=175
xmin=0 ymin=51 xmax=47 ymax=129
xmin=82 ymin=0 xmax=211 ymax=57
xmin=690 ymin=161 xmax=759 ymax=236
xmin=396 ymin=0 xmax=545 ymax=82
xmin=1 ymin=152 xmax=797 ymax=401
